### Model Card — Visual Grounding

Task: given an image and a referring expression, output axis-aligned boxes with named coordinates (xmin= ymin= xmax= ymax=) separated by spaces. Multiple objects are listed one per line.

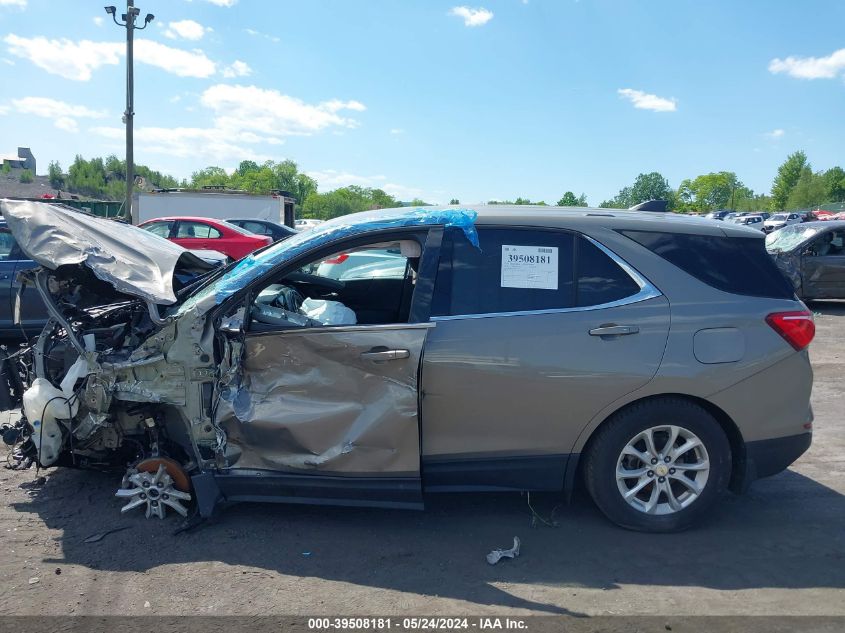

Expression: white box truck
xmin=134 ymin=189 xmax=296 ymax=226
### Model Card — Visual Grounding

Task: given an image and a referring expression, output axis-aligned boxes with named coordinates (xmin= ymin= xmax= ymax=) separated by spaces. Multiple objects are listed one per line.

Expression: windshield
xmin=173 ymin=207 xmax=479 ymax=316
xmin=770 ymin=214 xmax=787 ymax=221
xmin=765 ymin=224 xmax=819 ymax=252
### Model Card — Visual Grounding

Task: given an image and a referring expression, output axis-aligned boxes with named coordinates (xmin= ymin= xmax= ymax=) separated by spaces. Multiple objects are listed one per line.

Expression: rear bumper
xmin=732 ymin=432 xmax=812 ymax=493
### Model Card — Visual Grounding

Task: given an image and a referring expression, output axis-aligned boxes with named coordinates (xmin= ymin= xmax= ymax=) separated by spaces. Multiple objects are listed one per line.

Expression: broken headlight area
xmin=3 ymin=265 xmax=212 ymax=518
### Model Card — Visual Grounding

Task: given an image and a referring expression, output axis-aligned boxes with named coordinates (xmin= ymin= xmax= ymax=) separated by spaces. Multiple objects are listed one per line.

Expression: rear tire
xmin=584 ymin=398 xmax=731 ymax=532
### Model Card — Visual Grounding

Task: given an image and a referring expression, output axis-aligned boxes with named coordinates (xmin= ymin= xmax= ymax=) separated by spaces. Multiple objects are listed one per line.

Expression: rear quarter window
xmin=619 ymin=229 xmax=794 ymax=299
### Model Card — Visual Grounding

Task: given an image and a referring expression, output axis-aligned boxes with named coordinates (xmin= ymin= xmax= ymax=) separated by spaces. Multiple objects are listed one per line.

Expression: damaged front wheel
xmin=116 ymin=462 xmax=192 ymax=519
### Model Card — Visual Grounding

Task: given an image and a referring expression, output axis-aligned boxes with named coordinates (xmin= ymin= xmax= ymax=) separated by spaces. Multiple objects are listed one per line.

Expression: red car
xmin=139 ymin=216 xmax=272 ymax=260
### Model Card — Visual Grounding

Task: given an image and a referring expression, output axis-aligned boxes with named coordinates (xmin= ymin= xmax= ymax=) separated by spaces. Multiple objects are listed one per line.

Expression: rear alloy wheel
xmin=616 ymin=425 xmax=710 ymax=515
xmin=585 ymin=398 xmax=731 ymax=532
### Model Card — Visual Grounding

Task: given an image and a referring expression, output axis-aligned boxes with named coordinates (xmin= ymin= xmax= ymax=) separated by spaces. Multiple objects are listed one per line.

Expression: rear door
xmin=421 ymin=227 xmax=670 ymax=491
xmin=172 ymin=220 xmax=225 ymax=253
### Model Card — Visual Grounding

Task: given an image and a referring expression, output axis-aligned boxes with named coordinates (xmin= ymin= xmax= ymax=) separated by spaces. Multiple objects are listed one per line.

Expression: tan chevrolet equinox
xmin=0 ymin=199 xmax=814 ymax=532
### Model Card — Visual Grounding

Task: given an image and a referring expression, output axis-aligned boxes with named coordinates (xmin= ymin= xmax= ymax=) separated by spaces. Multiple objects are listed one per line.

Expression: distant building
xmin=1 ymin=147 xmax=36 ymax=173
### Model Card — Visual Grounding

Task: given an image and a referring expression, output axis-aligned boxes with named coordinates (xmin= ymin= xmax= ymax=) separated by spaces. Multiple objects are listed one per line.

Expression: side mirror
xmin=219 ymin=307 xmax=245 ymax=335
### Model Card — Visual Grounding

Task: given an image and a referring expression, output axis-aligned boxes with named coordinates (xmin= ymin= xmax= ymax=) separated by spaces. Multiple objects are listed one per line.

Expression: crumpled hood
xmin=1 ymin=198 xmax=214 ymax=305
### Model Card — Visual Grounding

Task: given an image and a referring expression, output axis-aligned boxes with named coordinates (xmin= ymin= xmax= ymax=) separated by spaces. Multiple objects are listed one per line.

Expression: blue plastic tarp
xmin=203 ymin=207 xmax=478 ymax=306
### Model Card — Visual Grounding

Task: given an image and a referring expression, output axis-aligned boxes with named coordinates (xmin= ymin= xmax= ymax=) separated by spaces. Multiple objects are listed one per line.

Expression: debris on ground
xmin=28 ymin=577 xmax=39 ymax=585
xmin=83 ymin=526 xmax=130 ymax=544
xmin=486 ymin=536 xmax=521 ymax=565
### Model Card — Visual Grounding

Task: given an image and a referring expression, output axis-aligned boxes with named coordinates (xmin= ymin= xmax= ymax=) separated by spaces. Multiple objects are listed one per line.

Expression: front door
xmin=213 ymin=230 xmax=439 ymax=508
xmin=801 ymin=230 xmax=845 ymax=299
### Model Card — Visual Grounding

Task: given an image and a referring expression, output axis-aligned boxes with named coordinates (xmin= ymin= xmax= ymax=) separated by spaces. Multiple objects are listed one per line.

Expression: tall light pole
xmin=105 ymin=3 xmax=154 ymax=224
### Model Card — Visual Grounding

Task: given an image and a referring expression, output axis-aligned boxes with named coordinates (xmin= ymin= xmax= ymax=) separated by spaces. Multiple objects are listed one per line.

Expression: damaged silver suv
xmin=0 ymin=200 xmax=814 ymax=532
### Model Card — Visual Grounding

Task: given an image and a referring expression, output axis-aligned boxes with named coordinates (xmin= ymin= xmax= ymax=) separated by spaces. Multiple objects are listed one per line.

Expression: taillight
xmin=766 ymin=310 xmax=815 ymax=351
xmin=322 ymin=253 xmax=349 ymax=265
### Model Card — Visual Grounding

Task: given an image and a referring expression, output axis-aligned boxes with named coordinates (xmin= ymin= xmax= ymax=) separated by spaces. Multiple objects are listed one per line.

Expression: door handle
xmin=360 ymin=349 xmax=411 ymax=361
xmin=589 ymin=324 xmax=639 ymax=337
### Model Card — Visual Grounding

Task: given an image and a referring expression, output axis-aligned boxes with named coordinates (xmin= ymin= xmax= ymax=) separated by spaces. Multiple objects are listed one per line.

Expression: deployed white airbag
xmin=300 ymin=298 xmax=357 ymax=325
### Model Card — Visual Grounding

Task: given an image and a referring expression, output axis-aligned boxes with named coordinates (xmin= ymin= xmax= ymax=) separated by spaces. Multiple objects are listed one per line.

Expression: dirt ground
xmin=0 ymin=303 xmax=843 ymax=618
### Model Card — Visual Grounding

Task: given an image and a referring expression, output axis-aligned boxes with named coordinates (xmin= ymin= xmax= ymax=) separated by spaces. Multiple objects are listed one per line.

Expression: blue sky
xmin=1 ymin=0 xmax=844 ymax=204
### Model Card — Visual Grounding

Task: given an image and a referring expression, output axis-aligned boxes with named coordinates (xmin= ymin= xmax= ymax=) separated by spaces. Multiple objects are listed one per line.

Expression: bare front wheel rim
xmin=615 ymin=425 xmax=710 ymax=516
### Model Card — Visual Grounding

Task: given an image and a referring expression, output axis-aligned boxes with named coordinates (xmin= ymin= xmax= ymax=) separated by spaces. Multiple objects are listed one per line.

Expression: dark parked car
xmin=766 ymin=221 xmax=845 ymax=300
xmin=0 ymin=220 xmax=46 ymax=340
xmin=226 ymin=218 xmax=297 ymax=242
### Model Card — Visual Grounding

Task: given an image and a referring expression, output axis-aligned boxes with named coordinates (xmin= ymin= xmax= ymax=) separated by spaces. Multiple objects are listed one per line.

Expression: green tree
xmin=822 ymin=166 xmax=845 ymax=203
xmin=676 ymin=172 xmax=745 ymax=211
xmin=0 ymin=161 xmax=10 ymax=175
xmin=301 ymin=186 xmax=401 ymax=220
xmin=771 ymin=150 xmax=809 ymax=211
xmin=19 ymin=169 xmax=33 ymax=184
xmin=190 ymin=166 xmax=230 ymax=189
xmin=601 ymin=172 xmax=673 ymax=209
xmin=556 ymin=191 xmax=588 ymax=207
xmin=786 ymin=168 xmax=827 ymax=210
xmin=629 ymin=172 xmax=672 ymax=207
xmin=48 ymin=160 xmax=64 ymax=189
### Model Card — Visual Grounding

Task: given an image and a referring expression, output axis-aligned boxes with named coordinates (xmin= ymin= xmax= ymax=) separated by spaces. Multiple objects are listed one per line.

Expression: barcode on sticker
xmin=538 ymin=248 xmax=553 ymax=253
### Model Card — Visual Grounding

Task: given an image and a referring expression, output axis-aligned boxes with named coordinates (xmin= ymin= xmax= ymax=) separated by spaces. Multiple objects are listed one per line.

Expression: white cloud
xmin=203 ymin=0 xmax=237 ymax=5
xmin=244 ymin=28 xmax=280 ymax=43
xmin=389 ymin=128 xmax=405 ymax=135
xmin=2 ymin=34 xmax=216 ymax=80
xmin=164 ymin=19 xmax=211 ymax=41
xmin=1 ymin=57 xmax=13 ymax=65
xmin=769 ymin=48 xmax=845 ymax=80
xmin=321 ymin=99 xmax=366 ymax=113
xmin=134 ymin=39 xmax=216 ymax=78
xmin=765 ymin=128 xmax=785 ymax=140
xmin=3 ymin=34 xmax=122 ymax=81
xmin=617 ymin=88 xmax=677 ymax=112
xmin=0 ymin=0 xmax=27 ymax=8
xmin=200 ymin=84 xmax=365 ymax=137
xmin=92 ymin=125 xmax=271 ymax=162
xmin=13 ymin=96 xmax=107 ymax=133
xmin=449 ymin=6 xmax=494 ymax=27
xmin=222 ymin=60 xmax=252 ymax=78
xmin=0 ymin=105 xmax=9 ymax=115
xmin=92 ymin=16 xmax=103 ymax=26
xmin=92 ymin=84 xmax=365 ymax=161
xmin=306 ymin=169 xmax=424 ymax=200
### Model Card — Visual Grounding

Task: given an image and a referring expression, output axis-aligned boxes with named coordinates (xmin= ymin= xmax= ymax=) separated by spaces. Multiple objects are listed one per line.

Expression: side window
xmin=0 ymin=230 xmax=16 ymax=261
xmin=176 ymin=222 xmax=222 ymax=239
xmin=306 ymin=247 xmax=408 ymax=281
xmin=142 ymin=221 xmax=173 ymax=238
xmin=432 ymin=228 xmax=575 ymax=316
xmin=241 ymin=221 xmax=268 ymax=235
xmin=247 ymin=238 xmax=422 ymax=331
xmin=576 ymin=236 xmax=641 ymax=306
xmin=620 ymin=230 xmax=794 ymax=299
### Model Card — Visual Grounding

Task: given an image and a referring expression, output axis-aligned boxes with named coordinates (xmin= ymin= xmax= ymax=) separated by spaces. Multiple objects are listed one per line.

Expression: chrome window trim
xmin=430 ymin=234 xmax=662 ymax=322
xmin=248 ymin=322 xmax=436 ymax=337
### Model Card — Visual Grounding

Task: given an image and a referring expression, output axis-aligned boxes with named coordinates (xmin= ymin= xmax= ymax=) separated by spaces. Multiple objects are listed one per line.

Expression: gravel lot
xmin=0 ymin=302 xmax=843 ymax=618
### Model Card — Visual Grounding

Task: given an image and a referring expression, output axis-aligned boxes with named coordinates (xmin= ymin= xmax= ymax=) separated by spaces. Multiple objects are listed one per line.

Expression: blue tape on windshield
xmin=214 ymin=208 xmax=479 ymax=303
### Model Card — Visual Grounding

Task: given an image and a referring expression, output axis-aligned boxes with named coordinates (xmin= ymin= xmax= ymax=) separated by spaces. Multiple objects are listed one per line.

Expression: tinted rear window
xmin=619 ymin=230 xmax=794 ymax=299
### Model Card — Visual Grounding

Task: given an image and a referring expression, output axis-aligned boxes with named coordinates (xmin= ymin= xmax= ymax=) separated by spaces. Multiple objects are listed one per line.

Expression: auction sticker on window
xmin=501 ymin=245 xmax=558 ymax=290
